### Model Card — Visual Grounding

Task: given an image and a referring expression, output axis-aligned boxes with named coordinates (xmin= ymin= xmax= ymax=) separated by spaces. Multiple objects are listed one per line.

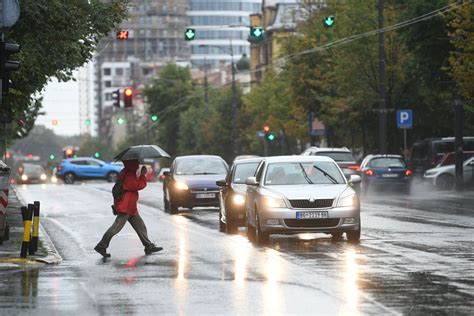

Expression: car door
xmin=70 ymin=160 xmax=89 ymax=177
xmin=463 ymin=158 xmax=474 ymax=184
xmin=221 ymin=165 xmax=234 ymax=219
xmin=86 ymin=159 xmax=105 ymax=178
xmin=246 ymin=161 xmax=265 ymax=227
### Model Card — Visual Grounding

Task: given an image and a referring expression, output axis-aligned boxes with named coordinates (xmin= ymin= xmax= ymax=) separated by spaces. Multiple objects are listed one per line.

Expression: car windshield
xmin=314 ymin=152 xmax=355 ymax=162
xmin=232 ymin=162 xmax=259 ymax=184
xmin=369 ymin=158 xmax=406 ymax=168
xmin=264 ymin=161 xmax=345 ymax=185
xmin=24 ymin=165 xmax=44 ymax=173
xmin=175 ymin=158 xmax=227 ymax=175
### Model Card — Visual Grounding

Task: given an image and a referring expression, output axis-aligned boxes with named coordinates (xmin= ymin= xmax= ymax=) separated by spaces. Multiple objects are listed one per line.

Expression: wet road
xmin=1 ymin=181 xmax=473 ymax=315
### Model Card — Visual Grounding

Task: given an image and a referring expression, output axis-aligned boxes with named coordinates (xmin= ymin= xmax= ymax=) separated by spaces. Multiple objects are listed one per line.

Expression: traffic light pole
xmin=454 ymin=98 xmax=463 ymax=191
xmin=378 ymin=0 xmax=387 ymax=154
xmin=230 ymin=39 xmax=238 ymax=157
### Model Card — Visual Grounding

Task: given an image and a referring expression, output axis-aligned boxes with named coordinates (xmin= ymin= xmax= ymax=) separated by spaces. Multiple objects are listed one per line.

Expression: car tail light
xmin=365 ymin=169 xmax=374 ymax=176
xmin=405 ymin=170 xmax=412 ymax=176
xmin=348 ymin=165 xmax=360 ymax=172
xmin=159 ymin=175 xmax=165 ymax=180
xmin=57 ymin=165 xmax=63 ymax=172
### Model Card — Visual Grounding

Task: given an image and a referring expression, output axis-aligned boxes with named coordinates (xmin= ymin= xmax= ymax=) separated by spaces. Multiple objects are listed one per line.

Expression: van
xmin=409 ymin=137 xmax=474 ymax=174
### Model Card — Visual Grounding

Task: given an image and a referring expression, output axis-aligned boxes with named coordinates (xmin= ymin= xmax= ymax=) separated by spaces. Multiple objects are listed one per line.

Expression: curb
xmin=12 ymin=187 xmax=63 ymax=265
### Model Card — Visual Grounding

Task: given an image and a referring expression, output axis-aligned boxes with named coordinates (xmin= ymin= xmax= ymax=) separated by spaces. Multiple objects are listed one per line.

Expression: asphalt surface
xmin=0 ymin=181 xmax=472 ymax=315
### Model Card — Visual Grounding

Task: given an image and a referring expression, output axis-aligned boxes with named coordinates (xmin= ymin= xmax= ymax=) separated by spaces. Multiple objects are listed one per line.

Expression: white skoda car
xmin=245 ymin=156 xmax=361 ymax=245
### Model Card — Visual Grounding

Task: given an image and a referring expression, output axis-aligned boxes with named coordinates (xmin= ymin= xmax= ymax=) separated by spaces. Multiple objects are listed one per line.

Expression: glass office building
xmin=188 ymin=0 xmax=262 ymax=68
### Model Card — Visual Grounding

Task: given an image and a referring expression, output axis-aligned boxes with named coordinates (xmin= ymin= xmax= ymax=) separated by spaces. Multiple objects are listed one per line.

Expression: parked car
xmin=56 ymin=158 xmax=123 ymax=184
xmin=436 ymin=151 xmax=474 ymax=167
xmin=157 ymin=168 xmax=170 ymax=182
xmin=409 ymin=137 xmax=474 ymax=175
xmin=163 ymin=155 xmax=229 ymax=214
xmin=301 ymin=147 xmax=360 ymax=179
xmin=359 ymin=155 xmax=412 ymax=194
xmin=245 ymin=156 xmax=361 ymax=245
xmin=18 ymin=164 xmax=47 ymax=184
xmin=423 ymin=157 xmax=474 ymax=190
xmin=216 ymin=157 xmax=262 ymax=234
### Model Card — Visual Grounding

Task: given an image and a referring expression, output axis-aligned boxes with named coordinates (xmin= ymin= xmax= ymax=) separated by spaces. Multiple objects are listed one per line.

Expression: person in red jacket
xmin=94 ymin=159 xmax=162 ymax=257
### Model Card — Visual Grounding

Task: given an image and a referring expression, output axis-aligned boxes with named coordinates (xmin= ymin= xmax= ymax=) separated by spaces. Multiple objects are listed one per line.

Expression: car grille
xmin=289 ymin=199 xmax=334 ymax=209
xmin=284 ymin=218 xmax=340 ymax=228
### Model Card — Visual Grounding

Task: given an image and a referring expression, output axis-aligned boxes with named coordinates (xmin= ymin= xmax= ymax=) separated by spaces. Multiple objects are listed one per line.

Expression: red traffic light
xmin=28 ymin=153 xmax=33 ymax=160
xmin=5 ymin=152 xmax=11 ymax=159
xmin=124 ymin=87 xmax=133 ymax=108
xmin=117 ymin=30 xmax=129 ymax=40
xmin=124 ymin=87 xmax=133 ymax=97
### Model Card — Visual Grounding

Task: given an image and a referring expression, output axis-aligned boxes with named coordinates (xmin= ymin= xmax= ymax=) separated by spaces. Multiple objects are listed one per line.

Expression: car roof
xmin=304 ymin=147 xmax=351 ymax=153
xmin=367 ymin=154 xmax=404 ymax=159
xmin=263 ymin=155 xmax=335 ymax=163
xmin=232 ymin=157 xmax=263 ymax=165
xmin=175 ymin=155 xmax=224 ymax=160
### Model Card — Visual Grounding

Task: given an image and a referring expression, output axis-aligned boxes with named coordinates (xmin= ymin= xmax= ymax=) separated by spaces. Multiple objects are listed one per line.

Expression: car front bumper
xmin=172 ymin=189 xmax=220 ymax=208
xmin=258 ymin=205 xmax=360 ymax=234
xmin=423 ymin=174 xmax=438 ymax=186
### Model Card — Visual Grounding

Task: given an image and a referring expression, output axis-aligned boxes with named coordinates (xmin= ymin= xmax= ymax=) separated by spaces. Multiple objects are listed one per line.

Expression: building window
xmin=116 ymin=68 xmax=124 ymax=76
xmin=105 ymin=93 xmax=112 ymax=101
xmin=104 ymin=81 xmax=112 ymax=88
xmin=103 ymin=68 xmax=111 ymax=76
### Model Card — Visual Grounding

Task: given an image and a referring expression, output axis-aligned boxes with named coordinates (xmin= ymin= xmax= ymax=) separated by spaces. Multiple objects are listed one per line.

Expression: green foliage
xmin=7 ymin=0 xmax=129 ymax=139
xmin=78 ymin=135 xmax=114 ymax=161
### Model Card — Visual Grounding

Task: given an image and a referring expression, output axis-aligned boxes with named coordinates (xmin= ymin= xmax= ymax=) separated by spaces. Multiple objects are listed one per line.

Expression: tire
xmin=331 ymin=232 xmax=343 ymax=240
xmin=346 ymin=220 xmax=361 ymax=243
xmin=436 ymin=174 xmax=455 ymax=191
xmin=163 ymin=186 xmax=170 ymax=211
xmin=219 ymin=211 xmax=226 ymax=232
xmin=255 ymin=211 xmax=269 ymax=245
xmin=169 ymin=195 xmax=178 ymax=215
xmin=107 ymin=172 xmax=118 ymax=183
xmin=246 ymin=214 xmax=256 ymax=242
xmin=226 ymin=220 xmax=238 ymax=234
xmin=64 ymin=172 xmax=75 ymax=184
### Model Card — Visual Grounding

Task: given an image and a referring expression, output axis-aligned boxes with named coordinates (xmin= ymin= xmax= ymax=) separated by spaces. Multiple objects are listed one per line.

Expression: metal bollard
xmin=31 ymin=201 xmax=40 ymax=253
xmin=20 ymin=205 xmax=33 ymax=258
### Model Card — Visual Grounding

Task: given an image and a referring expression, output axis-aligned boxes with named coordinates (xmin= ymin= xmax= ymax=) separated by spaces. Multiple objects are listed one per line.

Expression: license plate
xmin=196 ymin=193 xmax=215 ymax=199
xmin=296 ymin=211 xmax=328 ymax=220
xmin=382 ymin=173 xmax=398 ymax=178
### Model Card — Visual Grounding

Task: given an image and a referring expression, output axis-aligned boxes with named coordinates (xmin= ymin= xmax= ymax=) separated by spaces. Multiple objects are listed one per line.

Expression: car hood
xmin=231 ymin=183 xmax=247 ymax=194
xmin=425 ymin=165 xmax=454 ymax=174
xmin=263 ymin=184 xmax=351 ymax=199
xmin=175 ymin=174 xmax=226 ymax=189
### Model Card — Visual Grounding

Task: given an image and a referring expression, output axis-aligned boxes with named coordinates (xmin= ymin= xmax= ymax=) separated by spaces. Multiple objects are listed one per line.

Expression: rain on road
xmin=0 ymin=181 xmax=472 ymax=315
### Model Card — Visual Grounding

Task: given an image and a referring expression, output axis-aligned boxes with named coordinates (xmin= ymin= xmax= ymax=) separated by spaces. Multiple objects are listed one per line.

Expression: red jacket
xmin=115 ymin=160 xmax=146 ymax=216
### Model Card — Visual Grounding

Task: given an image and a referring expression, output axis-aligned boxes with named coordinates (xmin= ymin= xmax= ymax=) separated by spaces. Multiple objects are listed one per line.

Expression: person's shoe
xmin=145 ymin=245 xmax=163 ymax=255
xmin=94 ymin=245 xmax=110 ymax=258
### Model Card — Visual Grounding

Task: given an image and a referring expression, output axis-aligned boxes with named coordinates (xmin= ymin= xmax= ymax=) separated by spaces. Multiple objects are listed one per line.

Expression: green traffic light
xmin=94 ymin=152 xmax=100 ymax=158
xmin=117 ymin=117 xmax=125 ymax=125
xmin=49 ymin=153 xmax=55 ymax=160
xmin=85 ymin=119 xmax=91 ymax=126
xmin=250 ymin=27 xmax=264 ymax=39
xmin=185 ymin=28 xmax=195 ymax=41
xmin=267 ymin=133 xmax=275 ymax=141
xmin=324 ymin=16 xmax=335 ymax=27
xmin=151 ymin=114 xmax=158 ymax=122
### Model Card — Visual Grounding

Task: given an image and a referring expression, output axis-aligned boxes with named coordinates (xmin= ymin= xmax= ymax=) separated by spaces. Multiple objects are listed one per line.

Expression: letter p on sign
xmin=397 ymin=110 xmax=412 ymax=129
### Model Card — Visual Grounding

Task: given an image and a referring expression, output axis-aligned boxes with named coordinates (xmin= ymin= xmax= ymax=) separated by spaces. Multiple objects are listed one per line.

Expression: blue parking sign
xmin=397 ymin=110 xmax=412 ymax=129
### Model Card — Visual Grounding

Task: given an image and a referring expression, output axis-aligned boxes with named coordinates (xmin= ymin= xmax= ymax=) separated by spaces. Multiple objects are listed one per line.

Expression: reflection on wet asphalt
xmin=0 ymin=181 xmax=472 ymax=315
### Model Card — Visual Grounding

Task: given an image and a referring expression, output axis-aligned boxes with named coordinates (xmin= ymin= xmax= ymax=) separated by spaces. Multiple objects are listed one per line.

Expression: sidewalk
xmin=0 ymin=187 xmax=61 ymax=273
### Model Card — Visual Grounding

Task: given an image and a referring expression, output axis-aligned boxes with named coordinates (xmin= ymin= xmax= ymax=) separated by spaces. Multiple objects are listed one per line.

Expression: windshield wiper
xmin=193 ymin=172 xmax=219 ymax=175
xmin=312 ymin=165 xmax=338 ymax=184
xmin=298 ymin=164 xmax=314 ymax=184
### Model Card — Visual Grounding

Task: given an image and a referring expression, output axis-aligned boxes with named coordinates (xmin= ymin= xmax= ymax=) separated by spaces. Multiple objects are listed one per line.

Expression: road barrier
xmin=31 ymin=201 xmax=40 ymax=253
xmin=20 ymin=205 xmax=33 ymax=258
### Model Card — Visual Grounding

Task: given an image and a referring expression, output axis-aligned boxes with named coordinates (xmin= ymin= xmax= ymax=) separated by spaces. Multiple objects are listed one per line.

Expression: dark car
xmin=163 ymin=155 xmax=229 ymax=214
xmin=301 ymin=147 xmax=360 ymax=179
xmin=18 ymin=164 xmax=47 ymax=184
xmin=216 ymin=157 xmax=262 ymax=234
xmin=360 ymin=155 xmax=412 ymax=194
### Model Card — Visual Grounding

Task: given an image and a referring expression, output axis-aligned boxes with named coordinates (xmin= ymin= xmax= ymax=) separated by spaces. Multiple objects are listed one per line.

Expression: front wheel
xmin=107 ymin=172 xmax=118 ymax=183
xmin=436 ymin=174 xmax=455 ymax=191
xmin=169 ymin=195 xmax=178 ymax=215
xmin=219 ymin=211 xmax=226 ymax=232
xmin=226 ymin=220 xmax=238 ymax=234
xmin=246 ymin=215 xmax=256 ymax=242
xmin=346 ymin=220 xmax=361 ymax=243
xmin=255 ymin=211 xmax=269 ymax=245
xmin=64 ymin=172 xmax=75 ymax=184
xmin=163 ymin=186 xmax=170 ymax=211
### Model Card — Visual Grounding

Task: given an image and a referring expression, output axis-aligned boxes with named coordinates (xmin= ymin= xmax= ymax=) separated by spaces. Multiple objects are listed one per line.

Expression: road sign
xmin=397 ymin=109 xmax=412 ymax=129
xmin=185 ymin=28 xmax=195 ymax=41
xmin=1 ymin=0 xmax=20 ymax=28
xmin=309 ymin=112 xmax=326 ymax=136
xmin=256 ymin=131 xmax=265 ymax=138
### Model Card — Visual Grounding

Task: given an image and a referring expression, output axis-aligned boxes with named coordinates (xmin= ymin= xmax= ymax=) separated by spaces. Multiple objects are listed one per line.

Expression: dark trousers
xmin=97 ymin=213 xmax=153 ymax=249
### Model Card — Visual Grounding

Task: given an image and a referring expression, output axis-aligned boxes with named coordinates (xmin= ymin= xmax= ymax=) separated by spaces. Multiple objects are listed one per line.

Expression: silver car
xmin=423 ymin=156 xmax=474 ymax=190
xmin=245 ymin=156 xmax=361 ymax=245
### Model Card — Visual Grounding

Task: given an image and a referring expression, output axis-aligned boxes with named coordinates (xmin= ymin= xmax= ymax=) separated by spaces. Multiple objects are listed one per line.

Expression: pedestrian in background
xmin=95 ymin=159 xmax=162 ymax=257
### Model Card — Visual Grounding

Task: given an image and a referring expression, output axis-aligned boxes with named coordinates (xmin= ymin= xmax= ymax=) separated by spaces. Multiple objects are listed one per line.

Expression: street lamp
xmin=198 ymin=41 xmax=238 ymax=156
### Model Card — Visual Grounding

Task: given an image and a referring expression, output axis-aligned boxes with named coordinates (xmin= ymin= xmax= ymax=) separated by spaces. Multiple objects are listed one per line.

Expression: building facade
xmin=187 ymin=0 xmax=261 ymax=69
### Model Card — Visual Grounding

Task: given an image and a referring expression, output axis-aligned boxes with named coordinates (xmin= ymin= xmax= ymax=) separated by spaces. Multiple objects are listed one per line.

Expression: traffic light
xmin=1 ymin=42 xmax=21 ymax=95
xmin=151 ymin=114 xmax=158 ymax=122
xmin=52 ymin=119 xmax=58 ymax=126
xmin=266 ymin=132 xmax=275 ymax=141
xmin=28 ymin=153 xmax=33 ymax=160
xmin=117 ymin=117 xmax=125 ymax=125
xmin=263 ymin=124 xmax=270 ymax=133
xmin=185 ymin=28 xmax=196 ymax=41
xmin=263 ymin=124 xmax=275 ymax=141
xmin=323 ymin=16 xmax=335 ymax=27
xmin=112 ymin=89 xmax=120 ymax=108
xmin=123 ymin=87 xmax=133 ymax=108
xmin=5 ymin=152 xmax=11 ymax=159
xmin=49 ymin=153 xmax=55 ymax=160
xmin=64 ymin=148 xmax=74 ymax=158
xmin=94 ymin=152 xmax=100 ymax=158
xmin=85 ymin=119 xmax=91 ymax=126
xmin=117 ymin=30 xmax=129 ymax=40
xmin=250 ymin=27 xmax=264 ymax=40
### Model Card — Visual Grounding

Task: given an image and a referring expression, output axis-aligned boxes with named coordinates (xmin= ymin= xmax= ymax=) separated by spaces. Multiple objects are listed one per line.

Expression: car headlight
xmin=40 ymin=174 xmax=47 ymax=180
xmin=21 ymin=174 xmax=28 ymax=181
xmin=263 ymin=195 xmax=286 ymax=208
xmin=232 ymin=194 xmax=245 ymax=205
xmin=424 ymin=171 xmax=436 ymax=177
xmin=51 ymin=176 xmax=58 ymax=183
xmin=338 ymin=194 xmax=358 ymax=207
xmin=175 ymin=181 xmax=189 ymax=190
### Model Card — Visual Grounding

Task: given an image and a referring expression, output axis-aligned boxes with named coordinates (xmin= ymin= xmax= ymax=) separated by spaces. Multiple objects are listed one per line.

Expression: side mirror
xmin=245 ymin=176 xmax=258 ymax=186
xmin=163 ymin=171 xmax=170 ymax=177
xmin=216 ymin=180 xmax=227 ymax=187
xmin=349 ymin=175 xmax=361 ymax=184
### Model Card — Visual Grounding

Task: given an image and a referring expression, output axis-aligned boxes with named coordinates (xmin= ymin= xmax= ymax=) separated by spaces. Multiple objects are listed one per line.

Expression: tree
xmin=78 ymin=135 xmax=114 ymax=161
xmin=6 ymin=0 xmax=129 ymax=139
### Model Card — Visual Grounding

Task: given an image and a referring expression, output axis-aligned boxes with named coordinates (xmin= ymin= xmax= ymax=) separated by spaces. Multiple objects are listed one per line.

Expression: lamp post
xmin=199 ymin=40 xmax=238 ymax=156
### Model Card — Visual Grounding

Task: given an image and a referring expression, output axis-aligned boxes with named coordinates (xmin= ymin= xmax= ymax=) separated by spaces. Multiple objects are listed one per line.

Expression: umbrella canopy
xmin=114 ymin=145 xmax=171 ymax=161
